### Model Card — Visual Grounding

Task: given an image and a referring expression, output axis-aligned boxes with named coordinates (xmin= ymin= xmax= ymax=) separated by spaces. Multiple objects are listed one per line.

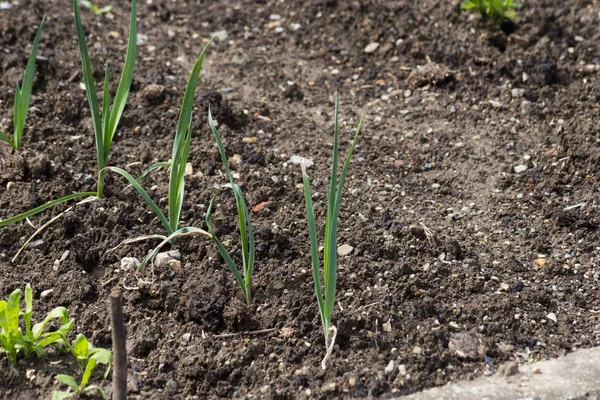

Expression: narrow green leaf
xmin=73 ymin=0 xmax=104 ymax=167
xmin=81 ymin=356 xmax=97 ymax=389
xmin=97 ymin=5 xmax=112 ymax=14
xmin=138 ymin=226 xmax=211 ymax=271
xmin=205 ymin=189 xmax=246 ymax=293
xmin=103 ymin=166 xmax=171 ymax=234
xmin=0 ymin=300 xmax=8 ymax=332
xmin=301 ymin=166 xmax=325 ymax=315
xmin=168 ymin=39 xmax=211 ymax=231
xmin=23 ymin=284 xmax=33 ymax=336
xmin=104 ymin=0 xmax=136 ymax=153
xmin=0 ymin=129 xmax=15 ymax=148
xmin=14 ymin=16 xmax=45 ymax=150
xmin=0 ymin=191 xmax=97 ymax=228
xmin=101 ymin=63 xmax=110 ymax=148
xmin=123 ymin=161 xmax=171 ymax=190
xmin=6 ymin=289 xmax=21 ymax=334
xmin=12 ymin=82 xmax=21 ymax=147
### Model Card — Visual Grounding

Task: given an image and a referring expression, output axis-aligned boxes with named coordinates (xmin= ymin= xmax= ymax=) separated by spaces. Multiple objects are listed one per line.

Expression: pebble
xmin=383 ymin=320 xmax=392 ymax=333
xmin=181 ymin=333 xmax=191 ymax=342
xmin=337 ymin=244 xmax=354 ymax=256
xmin=212 ymin=30 xmax=228 ymax=42
xmin=137 ymin=34 xmax=149 ymax=45
xmin=514 ymin=165 xmax=528 ymax=173
xmin=511 ymin=88 xmax=525 ymax=97
xmin=27 ymin=240 xmax=45 ymax=250
xmin=546 ymin=312 xmax=557 ymax=323
xmin=398 ymin=364 xmax=407 ymax=375
xmin=289 ymin=156 xmax=313 ymax=167
xmin=40 ymin=289 xmax=54 ymax=298
xmin=185 ymin=163 xmax=193 ymax=176
xmin=385 ymin=360 xmax=395 ymax=375
xmin=242 ymin=137 xmax=258 ymax=144
xmin=412 ymin=346 xmax=422 ymax=354
xmin=364 ymin=42 xmax=379 ymax=53
xmin=0 ymin=2 xmax=12 ymax=9
xmin=155 ymin=250 xmax=181 ymax=269
xmin=348 ymin=377 xmax=357 ymax=386
xmin=449 ymin=332 xmax=486 ymax=360
xmin=121 ymin=257 xmax=140 ymax=271
xmin=138 ymin=84 xmax=165 ymax=103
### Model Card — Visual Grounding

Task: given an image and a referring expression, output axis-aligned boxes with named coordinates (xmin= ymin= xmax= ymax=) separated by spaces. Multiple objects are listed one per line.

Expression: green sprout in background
xmin=74 ymin=0 xmax=136 ymax=198
xmin=0 ymin=16 xmax=45 ymax=150
xmin=301 ymin=95 xmax=365 ymax=369
xmin=206 ymin=108 xmax=256 ymax=306
xmin=461 ymin=0 xmax=521 ymax=24
xmin=79 ymin=0 xmax=112 ymax=15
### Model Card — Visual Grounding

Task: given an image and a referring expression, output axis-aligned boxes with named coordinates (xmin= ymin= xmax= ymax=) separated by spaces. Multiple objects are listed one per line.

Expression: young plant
xmin=205 ymin=108 xmax=255 ymax=306
xmin=0 ymin=17 xmax=45 ymax=150
xmin=301 ymin=95 xmax=364 ymax=369
xmin=74 ymin=0 xmax=136 ymax=198
xmin=52 ymin=346 xmax=112 ymax=400
xmin=0 ymin=284 xmax=74 ymax=365
xmin=80 ymin=0 xmax=112 ymax=15
xmin=105 ymin=41 xmax=210 ymax=236
xmin=461 ymin=0 xmax=521 ymax=24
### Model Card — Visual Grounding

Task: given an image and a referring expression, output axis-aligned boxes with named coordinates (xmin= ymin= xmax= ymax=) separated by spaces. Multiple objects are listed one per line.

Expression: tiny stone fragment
xmin=364 ymin=42 xmax=379 ymax=53
xmin=337 ymin=244 xmax=354 ymax=256
xmin=289 ymin=156 xmax=313 ymax=167
xmin=514 ymin=164 xmax=528 ymax=173
xmin=27 ymin=240 xmax=45 ymax=250
xmin=449 ymin=332 xmax=486 ymax=360
xmin=155 ymin=250 xmax=181 ymax=269
xmin=546 ymin=312 xmax=557 ymax=323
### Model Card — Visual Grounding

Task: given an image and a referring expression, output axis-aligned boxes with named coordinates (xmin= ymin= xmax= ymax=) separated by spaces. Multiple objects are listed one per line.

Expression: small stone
xmin=385 ymin=360 xmax=395 ymax=375
xmin=322 ymin=382 xmax=336 ymax=392
xmin=348 ymin=377 xmax=357 ymax=386
xmin=449 ymin=321 xmax=460 ymax=330
xmin=398 ymin=364 xmax=407 ymax=375
xmin=500 ymin=283 xmax=510 ymax=291
xmin=229 ymin=154 xmax=242 ymax=165
xmin=40 ymin=289 xmax=54 ymax=299
xmin=337 ymin=244 xmax=354 ymax=256
xmin=212 ymin=30 xmax=229 ymax=42
xmin=121 ymin=257 xmax=140 ymax=271
xmin=165 ymin=379 xmax=179 ymax=393
xmin=511 ymin=88 xmax=525 ymax=97
xmin=449 ymin=332 xmax=486 ymax=360
xmin=137 ymin=34 xmax=149 ymax=45
xmin=546 ymin=312 xmax=557 ymax=323
xmin=513 ymin=164 xmax=528 ymax=173
xmin=364 ymin=42 xmax=379 ymax=53
xmin=26 ymin=369 xmax=35 ymax=380
xmin=0 ymin=2 xmax=12 ymax=9
xmin=27 ymin=240 xmax=45 ymax=250
xmin=535 ymin=258 xmax=546 ymax=267
xmin=185 ymin=163 xmax=193 ymax=176
xmin=412 ymin=346 xmax=422 ymax=354
xmin=289 ymin=155 xmax=313 ymax=167
xmin=181 ymin=333 xmax=191 ymax=342
xmin=242 ymin=137 xmax=258 ymax=144
xmin=383 ymin=320 xmax=392 ymax=333
xmin=155 ymin=250 xmax=181 ymax=269
xmin=168 ymin=259 xmax=182 ymax=272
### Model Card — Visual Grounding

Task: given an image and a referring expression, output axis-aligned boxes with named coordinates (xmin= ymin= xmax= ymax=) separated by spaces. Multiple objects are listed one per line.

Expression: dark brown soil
xmin=1 ymin=0 xmax=600 ymax=399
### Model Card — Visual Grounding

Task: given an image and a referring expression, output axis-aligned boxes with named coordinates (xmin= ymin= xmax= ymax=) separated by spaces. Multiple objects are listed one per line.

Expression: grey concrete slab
xmin=397 ymin=347 xmax=600 ymax=400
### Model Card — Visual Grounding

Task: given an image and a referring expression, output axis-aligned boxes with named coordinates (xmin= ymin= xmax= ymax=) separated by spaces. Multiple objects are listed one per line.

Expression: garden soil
xmin=1 ymin=0 xmax=600 ymax=399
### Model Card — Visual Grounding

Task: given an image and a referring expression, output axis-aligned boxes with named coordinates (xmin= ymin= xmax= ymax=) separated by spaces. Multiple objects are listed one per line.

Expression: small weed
xmin=79 ymin=0 xmax=112 ymax=15
xmin=461 ymin=0 xmax=521 ymax=24
xmin=0 ymin=284 xmax=74 ymax=365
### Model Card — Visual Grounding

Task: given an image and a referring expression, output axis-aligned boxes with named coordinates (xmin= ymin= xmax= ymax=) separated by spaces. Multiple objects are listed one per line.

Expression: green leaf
xmin=168 ymin=39 xmax=211 ymax=232
xmin=104 ymin=0 xmax=136 ymax=155
xmin=22 ymin=284 xmax=33 ymax=336
xmin=0 ymin=129 xmax=15 ymax=148
xmin=14 ymin=16 xmax=45 ymax=150
xmin=6 ymin=288 xmax=21 ymax=334
xmin=52 ymin=391 xmax=75 ymax=400
xmin=97 ymin=5 xmax=112 ymax=14
xmin=102 ymin=166 xmax=171 ymax=234
xmin=123 ymin=161 xmax=171 ymax=190
xmin=32 ymin=306 xmax=69 ymax=338
xmin=56 ymin=374 xmax=79 ymax=390
xmin=81 ymin=356 xmax=98 ymax=389
xmin=91 ymin=348 xmax=112 ymax=377
xmin=0 ymin=192 xmax=97 ymax=228
xmin=138 ymin=226 xmax=211 ymax=271
xmin=73 ymin=334 xmax=90 ymax=359
xmin=84 ymin=385 xmax=107 ymax=399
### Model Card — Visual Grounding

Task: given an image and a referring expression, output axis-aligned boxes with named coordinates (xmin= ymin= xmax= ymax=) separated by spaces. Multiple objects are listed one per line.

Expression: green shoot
xmin=301 ymin=94 xmax=364 ymax=369
xmin=205 ymin=108 xmax=255 ymax=306
xmin=0 ymin=16 xmax=45 ymax=150
xmin=461 ymin=0 xmax=521 ymax=24
xmin=106 ymin=40 xmax=211 ymax=235
xmin=0 ymin=284 xmax=74 ymax=365
xmin=79 ymin=0 xmax=113 ymax=15
xmin=73 ymin=0 xmax=136 ymax=198
xmin=52 ymin=347 xmax=112 ymax=400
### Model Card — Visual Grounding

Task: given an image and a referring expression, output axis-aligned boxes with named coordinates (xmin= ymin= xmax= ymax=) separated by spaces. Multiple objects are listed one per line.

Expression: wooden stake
xmin=110 ymin=288 xmax=127 ymax=400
